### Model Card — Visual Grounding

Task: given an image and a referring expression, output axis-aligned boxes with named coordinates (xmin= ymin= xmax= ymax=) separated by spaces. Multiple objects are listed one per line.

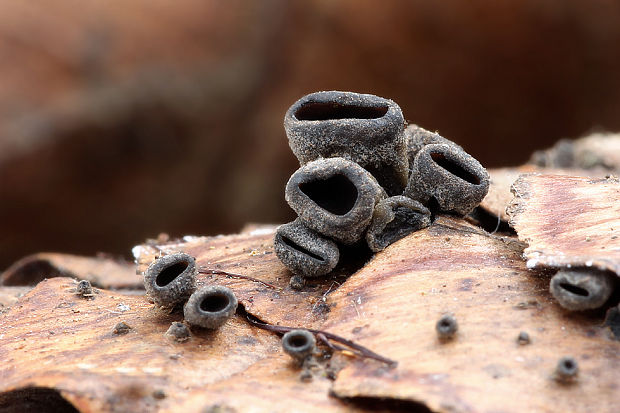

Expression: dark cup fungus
xmin=165 ymin=321 xmax=191 ymax=342
xmin=284 ymin=91 xmax=408 ymax=195
xmin=286 ymin=157 xmax=385 ymax=244
xmin=405 ymin=124 xmax=461 ymax=171
xmin=274 ymin=219 xmax=340 ymax=279
xmin=405 ymin=143 xmax=490 ymax=216
xmin=549 ymin=268 xmax=615 ymax=311
xmin=76 ymin=279 xmax=93 ymax=297
xmin=143 ymin=252 xmax=197 ymax=308
xmin=366 ymin=196 xmax=431 ymax=252
xmin=183 ymin=285 xmax=238 ymax=329
xmin=436 ymin=314 xmax=458 ymax=340
xmin=555 ymin=356 xmax=579 ymax=382
xmin=282 ymin=329 xmax=316 ymax=362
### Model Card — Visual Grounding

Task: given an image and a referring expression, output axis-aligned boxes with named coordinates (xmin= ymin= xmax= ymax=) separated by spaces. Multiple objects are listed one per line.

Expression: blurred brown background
xmin=1 ymin=0 xmax=620 ymax=270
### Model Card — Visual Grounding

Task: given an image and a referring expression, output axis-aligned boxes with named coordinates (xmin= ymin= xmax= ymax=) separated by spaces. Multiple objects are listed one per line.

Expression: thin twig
xmin=245 ymin=313 xmax=397 ymax=367
xmin=199 ymin=268 xmax=279 ymax=290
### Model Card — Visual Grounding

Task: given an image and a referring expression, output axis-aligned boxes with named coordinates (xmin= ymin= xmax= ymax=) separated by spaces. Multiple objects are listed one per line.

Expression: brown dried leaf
xmin=0 ymin=277 xmax=359 ymax=413
xmin=507 ymin=174 xmax=620 ymax=276
xmin=3 ymin=217 xmax=618 ymax=412
xmin=134 ymin=229 xmax=341 ymax=328
xmin=0 ymin=286 xmax=29 ymax=311
xmin=480 ymin=166 xmax=611 ymax=223
xmin=322 ymin=218 xmax=618 ymax=412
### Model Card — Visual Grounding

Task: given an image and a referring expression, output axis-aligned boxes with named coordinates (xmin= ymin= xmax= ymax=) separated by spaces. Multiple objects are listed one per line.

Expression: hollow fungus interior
xmin=559 ymin=282 xmax=590 ymax=297
xmin=280 ymin=235 xmax=325 ymax=262
xmin=295 ymin=101 xmax=388 ymax=121
xmin=200 ymin=293 xmax=230 ymax=313
xmin=156 ymin=261 xmax=189 ymax=287
xmin=288 ymin=333 xmax=310 ymax=349
xmin=299 ymin=174 xmax=358 ymax=215
xmin=430 ymin=151 xmax=481 ymax=185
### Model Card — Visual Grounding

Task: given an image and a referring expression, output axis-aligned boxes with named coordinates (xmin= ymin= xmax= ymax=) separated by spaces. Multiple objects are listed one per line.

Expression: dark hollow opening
xmin=155 ymin=261 xmax=189 ymax=287
xmin=288 ymin=334 xmax=310 ymax=349
xmin=295 ymin=102 xmax=388 ymax=121
xmin=562 ymin=359 xmax=576 ymax=370
xmin=200 ymin=293 xmax=230 ymax=312
xmin=430 ymin=152 xmax=481 ymax=185
xmin=281 ymin=236 xmax=325 ymax=262
xmin=559 ymin=282 xmax=590 ymax=297
xmin=440 ymin=320 xmax=452 ymax=328
xmin=299 ymin=174 xmax=358 ymax=215
xmin=0 ymin=387 xmax=80 ymax=413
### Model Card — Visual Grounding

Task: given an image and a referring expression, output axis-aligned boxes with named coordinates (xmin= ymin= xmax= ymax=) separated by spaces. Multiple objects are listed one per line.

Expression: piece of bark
xmin=480 ymin=166 xmax=612 ymax=223
xmin=0 ymin=286 xmax=30 ymax=312
xmin=2 ymin=217 xmax=618 ymax=412
xmin=0 ymin=253 xmax=140 ymax=289
xmin=133 ymin=229 xmax=348 ymax=328
xmin=530 ymin=133 xmax=620 ymax=170
xmin=0 ymin=277 xmax=361 ymax=413
xmin=507 ymin=174 xmax=620 ymax=277
xmin=322 ymin=218 xmax=618 ymax=412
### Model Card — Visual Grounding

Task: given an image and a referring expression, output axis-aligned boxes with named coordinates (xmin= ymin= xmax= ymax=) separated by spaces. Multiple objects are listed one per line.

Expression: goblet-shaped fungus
xmin=143 ymin=252 xmax=197 ymax=308
xmin=549 ymin=268 xmax=615 ymax=311
xmin=183 ymin=285 xmax=238 ymax=329
xmin=555 ymin=356 xmax=579 ymax=382
xmin=436 ymin=314 xmax=458 ymax=340
xmin=165 ymin=321 xmax=191 ymax=342
xmin=282 ymin=329 xmax=316 ymax=362
xmin=405 ymin=143 xmax=490 ymax=216
xmin=284 ymin=91 xmax=408 ymax=195
xmin=366 ymin=196 xmax=431 ymax=252
xmin=274 ymin=219 xmax=340 ymax=278
xmin=285 ymin=157 xmax=385 ymax=244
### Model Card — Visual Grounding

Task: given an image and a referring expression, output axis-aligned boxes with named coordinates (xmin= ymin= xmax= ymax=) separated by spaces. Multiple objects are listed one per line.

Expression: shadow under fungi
xmin=0 ymin=387 xmax=79 ymax=413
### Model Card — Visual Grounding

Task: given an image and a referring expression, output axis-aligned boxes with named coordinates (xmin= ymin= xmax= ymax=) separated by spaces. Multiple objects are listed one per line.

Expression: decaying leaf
xmin=0 ymin=286 xmax=29 ymax=312
xmin=320 ymin=218 xmax=618 ymax=412
xmin=480 ymin=167 xmax=611 ymax=223
xmin=530 ymin=133 xmax=620 ymax=170
xmin=0 ymin=278 xmax=359 ymax=413
xmin=507 ymin=174 xmax=620 ymax=277
xmin=133 ymin=229 xmax=350 ymax=328
xmin=1 ymin=253 xmax=139 ymax=289
xmin=2 ymin=216 xmax=618 ymax=412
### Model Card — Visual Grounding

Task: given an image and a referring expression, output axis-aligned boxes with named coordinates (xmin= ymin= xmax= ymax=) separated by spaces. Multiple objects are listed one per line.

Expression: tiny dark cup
xmin=143 ymin=252 xmax=196 ymax=308
xmin=550 ymin=268 xmax=615 ymax=311
xmin=274 ymin=219 xmax=340 ymax=278
xmin=405 ymin=143 xmax=489 ymax=216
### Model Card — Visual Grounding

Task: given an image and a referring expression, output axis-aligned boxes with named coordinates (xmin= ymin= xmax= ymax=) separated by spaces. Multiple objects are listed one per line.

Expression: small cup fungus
xmin=436 ymin=314 xmax=458 ymax=340
xmin=366 ymin=196 xmax=431 ymax=252
xmin=274 ymin=219 xmax=340 ymax=279
xmin=405 ymin=143 xmax=490 ymax=216
xmin=555 ymin=356 xmax=579 ymax=382
xmin=183 ymin=285 xmax=238 ymax=329
xmin=549 ymin=268 xmax=615 ymax=311
xmin=282 ymin=329 xmax=316 ymax=362
xmin=143 ymin=252 xmax=197 ymax=308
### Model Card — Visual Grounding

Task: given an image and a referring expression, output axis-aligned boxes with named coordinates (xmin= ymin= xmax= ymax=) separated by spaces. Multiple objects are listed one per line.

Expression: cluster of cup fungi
xmin=143 ymin=252 xmax=238 ymax=339
xmin=142 ymin=251 xmax=328 ymax=368
xmin=274 ymin=91 xmax=490 ymax=288
xmin=136 ymin=91 xmax=588 ymax=382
